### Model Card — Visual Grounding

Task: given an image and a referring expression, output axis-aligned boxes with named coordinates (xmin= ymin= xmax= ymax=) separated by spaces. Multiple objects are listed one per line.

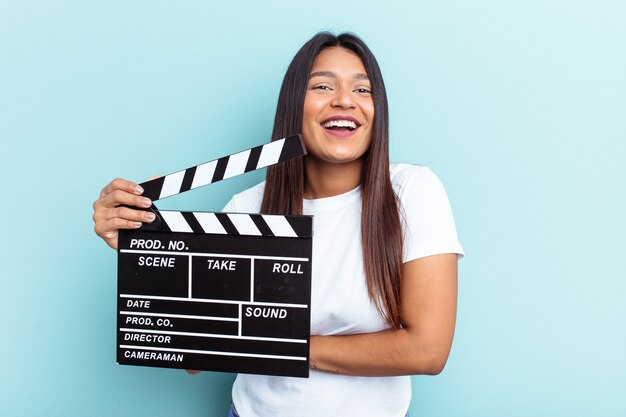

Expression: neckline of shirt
xmin=303 ymin=185 xmax=362 ymax=212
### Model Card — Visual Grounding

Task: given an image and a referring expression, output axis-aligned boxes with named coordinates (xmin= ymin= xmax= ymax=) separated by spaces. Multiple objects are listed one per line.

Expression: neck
xmin=303 ymin=157 xmax=363 ymax=199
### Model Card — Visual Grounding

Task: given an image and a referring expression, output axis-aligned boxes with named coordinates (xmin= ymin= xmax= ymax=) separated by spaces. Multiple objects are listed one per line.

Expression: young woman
xmin=93 ymin=32 xmax=464 ymax=417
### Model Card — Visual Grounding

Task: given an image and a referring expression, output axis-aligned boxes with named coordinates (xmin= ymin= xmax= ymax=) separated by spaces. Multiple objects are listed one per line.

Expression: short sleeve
xmin=397 ymin=167 xmax=464 ymax=263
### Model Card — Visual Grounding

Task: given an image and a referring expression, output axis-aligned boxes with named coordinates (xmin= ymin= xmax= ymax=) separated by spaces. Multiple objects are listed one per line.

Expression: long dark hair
xmin=261 ymin=32 xmax=403 ymax=327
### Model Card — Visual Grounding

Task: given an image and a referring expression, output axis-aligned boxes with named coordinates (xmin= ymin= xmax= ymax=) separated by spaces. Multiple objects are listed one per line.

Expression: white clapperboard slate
xmin=117 ymin=135 xmax=313 ymax=378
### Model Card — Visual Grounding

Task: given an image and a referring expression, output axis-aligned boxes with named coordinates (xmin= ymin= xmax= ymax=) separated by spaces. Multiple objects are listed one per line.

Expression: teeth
xmin=322 ymin=119 xmax=357 ymax=129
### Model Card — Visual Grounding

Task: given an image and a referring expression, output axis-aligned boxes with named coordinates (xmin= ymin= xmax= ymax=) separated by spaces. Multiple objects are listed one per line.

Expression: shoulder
xmin=390 ymin=162 xmax=432 ymax=183
xmin=222 ymin=182 xmax=265 ymax=213
xmin=390 ymin=163 xmax=442 ymax=200
xmin=389 ymin=163 xmax=457 ymax=226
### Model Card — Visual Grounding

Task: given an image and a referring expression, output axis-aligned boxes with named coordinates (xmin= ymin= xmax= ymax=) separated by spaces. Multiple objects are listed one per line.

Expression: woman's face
xmin=302 ymin=47 xmax=375 ymax=166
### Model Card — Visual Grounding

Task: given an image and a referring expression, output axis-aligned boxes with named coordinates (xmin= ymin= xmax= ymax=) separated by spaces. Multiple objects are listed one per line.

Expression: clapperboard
xmin=117 ymin=135 xmax=313 ymax=377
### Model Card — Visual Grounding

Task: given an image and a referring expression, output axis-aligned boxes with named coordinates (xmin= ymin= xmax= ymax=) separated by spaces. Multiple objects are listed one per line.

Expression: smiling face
xmin=302 ymin=47 xmax=375 ymax=167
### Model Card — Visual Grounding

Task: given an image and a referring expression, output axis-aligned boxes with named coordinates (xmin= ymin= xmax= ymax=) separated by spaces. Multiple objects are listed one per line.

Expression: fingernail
xmin=135 ymin=185 xmax=144 ymax=194
xmin=142 ymin=198 xmax=152 ymax=207
xmin=133 ymin=222 xmax=142 ymax=228
xmin=145 ymin=212 xmax=156 ymax=221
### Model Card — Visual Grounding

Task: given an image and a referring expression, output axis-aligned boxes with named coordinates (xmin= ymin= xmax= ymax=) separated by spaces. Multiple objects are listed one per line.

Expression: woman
xmin=93 ymin=32 xmax=464 ymax=417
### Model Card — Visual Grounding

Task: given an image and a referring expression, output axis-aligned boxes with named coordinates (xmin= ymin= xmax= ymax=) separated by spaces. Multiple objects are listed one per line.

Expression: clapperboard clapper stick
xmin=117 ymin=134 xmax=314 ymax=377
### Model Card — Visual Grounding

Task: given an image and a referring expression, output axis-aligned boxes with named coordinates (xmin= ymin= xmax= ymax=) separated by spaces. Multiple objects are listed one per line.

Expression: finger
xmin=94 ymin=217 xmax=143 ymax=238
xmin=105 ymin=206 xmax=156 ymax=223
xmin=147 ymin=174 xmax=162 ymax=181
xmin=95 ymin=189 xmax=152 ymax=211
xmin=98 ymin=229 xmax=119 ymax=250
xmin=100 ymin=178 xmax=144 ymax=199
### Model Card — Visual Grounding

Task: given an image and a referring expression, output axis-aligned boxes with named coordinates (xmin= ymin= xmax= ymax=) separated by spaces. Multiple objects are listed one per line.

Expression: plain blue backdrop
xmin=1 ymin=1 xmax=624 ymax=416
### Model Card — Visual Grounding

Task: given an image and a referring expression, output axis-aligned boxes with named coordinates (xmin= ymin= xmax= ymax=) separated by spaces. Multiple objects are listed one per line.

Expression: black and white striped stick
xmin=133 ymin=134 xmax=308 ymax=234
xmin=154 ymin=211 xmax=312 ymax=238
xmin=140 ymin=135 xmax=305 ymax=202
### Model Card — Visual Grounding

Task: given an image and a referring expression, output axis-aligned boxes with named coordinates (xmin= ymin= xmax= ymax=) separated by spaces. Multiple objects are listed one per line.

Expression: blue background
xmin=1 ymin=1 xmax=624 ymax=416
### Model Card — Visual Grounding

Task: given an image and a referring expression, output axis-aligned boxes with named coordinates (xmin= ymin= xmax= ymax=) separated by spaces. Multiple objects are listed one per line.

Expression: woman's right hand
xmin=92 ymin=178 xmax=156 ymax=250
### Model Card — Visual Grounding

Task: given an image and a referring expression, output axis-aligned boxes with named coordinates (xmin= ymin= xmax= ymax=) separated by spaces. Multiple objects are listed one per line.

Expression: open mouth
xmin=321 ymin=119 xmax=359 ymax=132
xmin=320 ymin=116 xmax=362 ymax=137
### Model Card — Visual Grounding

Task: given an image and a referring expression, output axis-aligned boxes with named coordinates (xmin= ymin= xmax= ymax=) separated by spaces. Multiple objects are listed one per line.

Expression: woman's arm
xmin=309 ymin=253 xmax=458 ymax=376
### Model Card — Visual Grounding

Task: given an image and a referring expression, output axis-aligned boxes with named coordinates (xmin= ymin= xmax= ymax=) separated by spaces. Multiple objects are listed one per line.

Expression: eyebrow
xmin=309 ymin=71 xmax=369 ymax=80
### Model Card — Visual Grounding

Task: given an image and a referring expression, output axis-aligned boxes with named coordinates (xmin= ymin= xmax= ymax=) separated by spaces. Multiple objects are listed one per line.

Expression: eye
xmin=354 ymin=87 xmax=372 ymax=95
xmin=312 ymin=84 xmax=333 ymax=91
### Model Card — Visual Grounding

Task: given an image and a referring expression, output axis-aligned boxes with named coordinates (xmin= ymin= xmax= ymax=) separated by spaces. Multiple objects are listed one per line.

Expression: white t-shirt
xmin=223 ymin=163 xmax=464 ymax=417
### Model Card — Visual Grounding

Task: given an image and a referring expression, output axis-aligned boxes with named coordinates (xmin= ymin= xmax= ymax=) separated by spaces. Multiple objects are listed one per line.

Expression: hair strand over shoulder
xmin=261 ymin=32 xmax=404 ymax=327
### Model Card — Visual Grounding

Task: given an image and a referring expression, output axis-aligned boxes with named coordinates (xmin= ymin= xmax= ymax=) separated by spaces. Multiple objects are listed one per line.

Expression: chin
xmin=323 ymin=153 xmax=364 ymax=164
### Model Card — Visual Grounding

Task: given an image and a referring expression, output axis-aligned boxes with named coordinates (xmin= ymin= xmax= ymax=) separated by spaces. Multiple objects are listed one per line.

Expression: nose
xmin=330 ymin=86 xmax=355 ymax=109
